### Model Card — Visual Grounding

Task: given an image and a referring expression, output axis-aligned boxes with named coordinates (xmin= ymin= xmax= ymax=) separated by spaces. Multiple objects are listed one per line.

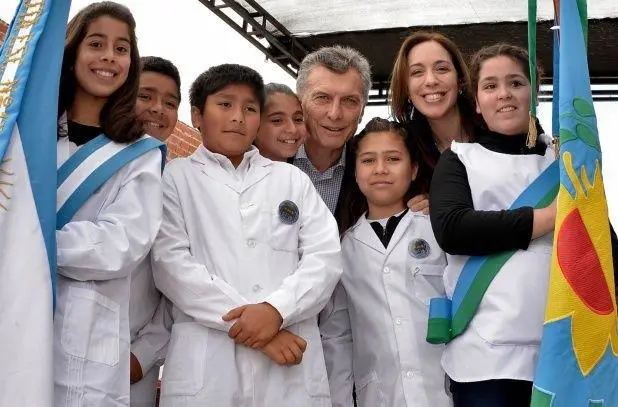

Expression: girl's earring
xmin=409 ymin=105 xmax=415 ymax=120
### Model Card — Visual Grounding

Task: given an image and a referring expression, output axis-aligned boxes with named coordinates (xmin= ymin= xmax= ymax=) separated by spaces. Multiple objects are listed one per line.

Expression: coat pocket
xmin=269 ymin=217 xmax=300 ymax=252
xmin=61 ymin=287 xmax=120 ymax=366
xmin=297 ymin=323 xmax=331 ymax=398
xmin=267 ymin=208 xmax=301 ymax=283
xmin=161 ymin=322 xmax=208 ymax=397
xmin=412 ymin=263 xmax=447 ymax=305
xmin=355 ymin=370 xmax=385 ymax=407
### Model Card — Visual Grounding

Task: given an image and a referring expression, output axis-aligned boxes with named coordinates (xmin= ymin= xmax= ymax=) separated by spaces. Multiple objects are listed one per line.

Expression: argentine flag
xmin=0 ymin=0 xmax=70 ymax=405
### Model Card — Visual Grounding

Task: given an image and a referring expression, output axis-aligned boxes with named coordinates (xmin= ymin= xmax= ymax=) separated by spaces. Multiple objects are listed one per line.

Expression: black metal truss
xmin=198 ymin=0 xmax=307 ymax=78
xmin=368 ymin=79 xmax=618 ymax=105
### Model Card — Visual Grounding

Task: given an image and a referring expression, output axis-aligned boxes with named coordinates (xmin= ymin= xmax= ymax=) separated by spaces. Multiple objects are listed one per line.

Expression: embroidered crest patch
xmin=278 ymin=200 xmax=299 ymax=224
xmin=409 ymin=238 xmax=431 ymax=259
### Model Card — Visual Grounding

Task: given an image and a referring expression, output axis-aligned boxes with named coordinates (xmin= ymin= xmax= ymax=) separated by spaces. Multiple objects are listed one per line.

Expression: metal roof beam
xmin=198 ymin=0 xmax=308 ymax=78
xmin=367 ymin=81 xmax=618 ymax=105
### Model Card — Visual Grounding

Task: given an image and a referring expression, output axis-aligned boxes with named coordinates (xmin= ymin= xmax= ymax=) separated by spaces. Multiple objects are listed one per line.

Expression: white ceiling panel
xmin=243 ymin=0 xmax=618 ymax=36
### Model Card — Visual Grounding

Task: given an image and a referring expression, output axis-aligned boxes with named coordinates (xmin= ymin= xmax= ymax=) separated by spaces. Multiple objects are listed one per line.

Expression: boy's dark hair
xmin=189 ymin=64 xmax=265 ymax=113
xmin=140 ymin=56 xmax=181 ymax=101
xmin=338 ymin=117 xmax=429 ymax=234
xmin=59 ymin=1 xmax=142 ymax=143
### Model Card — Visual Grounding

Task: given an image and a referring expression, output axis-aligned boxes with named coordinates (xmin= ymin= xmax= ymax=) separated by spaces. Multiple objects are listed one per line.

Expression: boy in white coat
xmin=151 ymin=64 xmax=342 ymax=407
xmin=129 ymin=56 xmax=181 ymax=406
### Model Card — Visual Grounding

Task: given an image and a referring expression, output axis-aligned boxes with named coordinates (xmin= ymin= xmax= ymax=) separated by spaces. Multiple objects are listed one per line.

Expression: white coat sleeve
xmin=319 ymin=282 xmax=354 ymax=407
xmin=151 ymin=168 xmax=248 ymax=332
xmin=131 ymin=295 xmax=173 ymax=374
xmin=56 ymin=150 xmax=162 ymax=281
xmin=264 ymin=174 xmax=343 ymax=327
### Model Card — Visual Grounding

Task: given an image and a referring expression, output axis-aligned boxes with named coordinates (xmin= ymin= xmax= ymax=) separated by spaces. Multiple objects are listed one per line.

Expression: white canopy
xmin=242 ymin=0 xmax=618 ymax=36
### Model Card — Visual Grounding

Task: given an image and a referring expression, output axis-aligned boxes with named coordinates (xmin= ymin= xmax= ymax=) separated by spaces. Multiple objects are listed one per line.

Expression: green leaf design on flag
xmin=560 ymin=128 xmax=578 ymax=143
xmin=573 ymin=98 xmax=595 ymax=117
xmin=531 ymin=386 xmax=554 ymax=407
xmin=575 ymin=123 xmax=599 ymax=149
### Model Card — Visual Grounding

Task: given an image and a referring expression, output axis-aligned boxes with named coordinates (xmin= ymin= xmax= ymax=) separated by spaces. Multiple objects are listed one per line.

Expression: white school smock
xmin=54 ymin=137 xmax=163 ymax=407
xmin=321 ymin=212 xmax=452 ymax=407
xmin=151 ymin=145 xmax=342 ymax=407
xmin=129 ymin=264 xmax=172 ymax=407
xmin=442 ymin=141 xmax=555 ymax=383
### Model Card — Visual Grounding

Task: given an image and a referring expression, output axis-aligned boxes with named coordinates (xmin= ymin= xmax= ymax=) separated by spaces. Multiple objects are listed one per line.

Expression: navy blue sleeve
xmin=429 ymin=149 xmax=534 ymax=256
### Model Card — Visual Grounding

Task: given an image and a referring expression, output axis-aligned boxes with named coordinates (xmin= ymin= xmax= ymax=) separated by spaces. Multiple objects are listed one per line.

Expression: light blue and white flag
xmin=0 ymin=0 xmax=70 ymax=405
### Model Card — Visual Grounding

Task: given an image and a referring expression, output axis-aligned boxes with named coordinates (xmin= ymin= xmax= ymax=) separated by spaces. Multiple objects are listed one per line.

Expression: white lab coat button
xmin=383 ymin=267 xmax=390 ymax=274
xmin=405 ymin=370 xmax=413 ymax=379
xmin=395 ymin=317 xmax=402 ymax=325
xmin=253 ymin=284 xmax=262 ymax=292
xmin=247 ymin=239 xmax=256 ymax=248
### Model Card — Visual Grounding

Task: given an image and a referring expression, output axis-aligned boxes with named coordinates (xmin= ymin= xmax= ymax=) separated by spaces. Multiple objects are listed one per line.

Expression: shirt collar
xmin=192 ymin=144 xmax=263 ymax=171
xmin=295 ymin=144 xmax=346 ymax=172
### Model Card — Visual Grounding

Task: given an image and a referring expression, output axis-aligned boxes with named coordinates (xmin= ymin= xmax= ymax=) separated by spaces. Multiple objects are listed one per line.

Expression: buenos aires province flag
xmin=530 ymin=0 xmax=618 ymax=406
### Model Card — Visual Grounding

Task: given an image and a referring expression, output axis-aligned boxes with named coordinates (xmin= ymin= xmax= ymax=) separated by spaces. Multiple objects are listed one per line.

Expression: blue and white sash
xmin=56 ymin=134 xmax=165 ymax=229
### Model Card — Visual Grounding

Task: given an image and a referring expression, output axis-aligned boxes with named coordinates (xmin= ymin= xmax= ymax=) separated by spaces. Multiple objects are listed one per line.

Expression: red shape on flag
xmin=557 ymin=209 xmax=614 ymax=315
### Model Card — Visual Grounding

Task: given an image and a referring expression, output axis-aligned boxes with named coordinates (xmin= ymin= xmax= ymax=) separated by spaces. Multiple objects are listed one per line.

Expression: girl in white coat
xmin=320 ymin=118 xmax=452 ymax=407
xmin=54 ymin=3 xmax=163 ymax=406
xmin=151 ymin=64 xmax=342 ymax=407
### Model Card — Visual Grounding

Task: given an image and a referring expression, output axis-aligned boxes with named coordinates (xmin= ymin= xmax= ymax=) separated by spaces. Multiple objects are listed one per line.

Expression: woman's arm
xmin=429 ymin=149 xmax=546 ymax=256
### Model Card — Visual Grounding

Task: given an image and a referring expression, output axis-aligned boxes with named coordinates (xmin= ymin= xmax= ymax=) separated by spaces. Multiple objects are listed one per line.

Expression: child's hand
xmin=408 ymin=193 xmax=429 ymax=214
xmin=223 ymin=302 xmax=283 ymax=348
xmin=260 ymin=330 xmax=307 ymax=366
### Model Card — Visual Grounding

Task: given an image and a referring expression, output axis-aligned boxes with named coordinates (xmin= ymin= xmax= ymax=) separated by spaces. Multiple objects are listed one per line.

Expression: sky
xmin=0 ymin=0 xmax=616 ymax=223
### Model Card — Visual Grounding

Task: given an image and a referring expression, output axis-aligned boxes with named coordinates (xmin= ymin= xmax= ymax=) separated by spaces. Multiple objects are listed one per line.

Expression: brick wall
xmin=167 ymin=121 xmax=201 ymax=159
xmin=0 ymin=19 xmax=8 ymax=43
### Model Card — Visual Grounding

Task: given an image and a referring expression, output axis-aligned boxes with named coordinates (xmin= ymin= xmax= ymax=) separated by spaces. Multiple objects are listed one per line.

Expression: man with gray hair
xmin=293 ymin=46 xmax=426 ymax=229
xmin=293 ymin=45 xmax=370 ymax=225
xmin=295 ymin=46 xmax=368 ymax=407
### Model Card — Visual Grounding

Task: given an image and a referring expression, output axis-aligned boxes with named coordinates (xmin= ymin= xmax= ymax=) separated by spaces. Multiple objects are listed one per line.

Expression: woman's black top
xmin=429 ymin=127 xmax=618 ymax=277
xmin=429 ymin=127 xmax=545 ymax=256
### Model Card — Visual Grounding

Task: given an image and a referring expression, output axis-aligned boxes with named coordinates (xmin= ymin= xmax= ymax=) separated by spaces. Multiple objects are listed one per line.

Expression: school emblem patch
xmin=278 ymin=200 xmax=299 ymax=225
xmin=409 ymin=238 xmax=430 ymax=259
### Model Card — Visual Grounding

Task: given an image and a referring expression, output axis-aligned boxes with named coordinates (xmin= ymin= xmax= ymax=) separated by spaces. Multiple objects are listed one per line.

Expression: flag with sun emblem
xmin=0 ymin=1 xmax=70 ymax=405
xmin=530 ymin=0 xmax=618 ymax=406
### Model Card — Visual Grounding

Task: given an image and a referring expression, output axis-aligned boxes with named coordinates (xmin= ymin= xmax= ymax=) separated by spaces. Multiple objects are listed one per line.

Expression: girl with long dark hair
xmin=54 ymin=3 xmax=164 ymax=405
